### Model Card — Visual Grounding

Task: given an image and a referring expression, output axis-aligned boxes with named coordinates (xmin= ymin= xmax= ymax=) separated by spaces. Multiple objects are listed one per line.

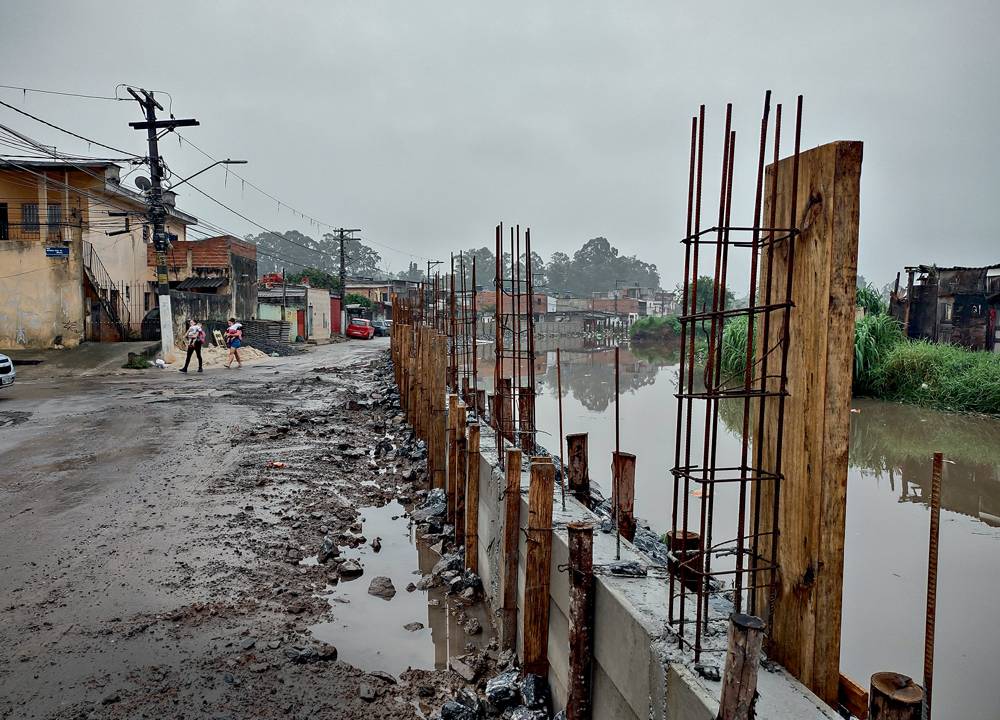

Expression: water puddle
xmin=309 ymin=500 xmax=494 ymax=676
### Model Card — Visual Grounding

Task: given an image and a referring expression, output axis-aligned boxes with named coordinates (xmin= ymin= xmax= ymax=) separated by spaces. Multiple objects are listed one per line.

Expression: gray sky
xmin=2 ymin=1 xmax=997 ymax=288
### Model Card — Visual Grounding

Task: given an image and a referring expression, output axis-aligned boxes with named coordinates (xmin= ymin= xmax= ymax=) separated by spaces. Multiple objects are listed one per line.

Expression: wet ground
xmin=0 ymin=339 xmax=494 ymax=720
xmin=512 ymin=338 xmax=1000 ymax=720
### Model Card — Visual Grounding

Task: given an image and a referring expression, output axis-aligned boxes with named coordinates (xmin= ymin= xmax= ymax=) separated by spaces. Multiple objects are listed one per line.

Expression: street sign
xmin=45 ymin=246 xmax=69 ymax=257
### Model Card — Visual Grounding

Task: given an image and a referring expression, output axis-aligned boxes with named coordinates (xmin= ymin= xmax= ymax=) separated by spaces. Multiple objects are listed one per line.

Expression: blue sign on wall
xmin=45 ymin=246 xmax=70 ymax=257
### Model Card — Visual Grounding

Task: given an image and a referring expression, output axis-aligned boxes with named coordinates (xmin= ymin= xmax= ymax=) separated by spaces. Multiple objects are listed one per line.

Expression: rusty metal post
xmin=924 ymin=452 xmax=942 ymax=720
xmin=454 ymin=402 xmax=468 ymax=548
xmin=566 ymin=433 xmax=590 ymax=506
xmin=523 ymin=456 xmax=555 ymax=677
xmin=500 ymin=448 xmax=522 ymax=650
xmin=718 ymin=614 xmax=765 ymax=720
xmin=557 ymin=347 xmax=566 ymax=511
xmin=567 ymin=521 xmax=595 ymax=720
xmin=613 ymin=345 xmax=621 ymax=559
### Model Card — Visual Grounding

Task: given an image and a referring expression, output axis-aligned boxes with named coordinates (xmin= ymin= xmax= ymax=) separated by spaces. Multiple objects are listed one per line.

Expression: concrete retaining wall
xmin=469 ymin=428 xmax=842 ymax=720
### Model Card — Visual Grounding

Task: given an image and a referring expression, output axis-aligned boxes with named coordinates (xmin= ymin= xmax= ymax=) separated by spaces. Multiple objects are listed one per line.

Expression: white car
xmin=0 ymin=353 xmax=15 ymax=389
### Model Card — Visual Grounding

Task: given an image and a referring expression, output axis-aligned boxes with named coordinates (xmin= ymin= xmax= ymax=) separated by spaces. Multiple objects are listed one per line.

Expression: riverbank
xmin=719 ymin=313 xmax=1000 ymax=417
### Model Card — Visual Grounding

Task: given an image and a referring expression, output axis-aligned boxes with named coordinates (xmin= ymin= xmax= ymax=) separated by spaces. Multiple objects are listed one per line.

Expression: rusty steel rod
xmin=557 ymin=346 xmax=566 ymax=511
xmin=614 ymin=344 xmax=621 ymax=560
xmin=924 ymin=451 xmax=943 ymax=720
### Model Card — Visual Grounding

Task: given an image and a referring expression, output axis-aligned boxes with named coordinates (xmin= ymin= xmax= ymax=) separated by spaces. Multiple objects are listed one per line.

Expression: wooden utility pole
xmin=717 ymin=614 xmax=765 ymax=720
xmin=567 ymin=522 xmax=595 ymax=720
xmin=523 ymin=456 xmax=555 ymax=676
xmin=754 ymin=140 xmax=863 ymax=705
xmin=500 ymin=448 xmax=522 ymax=649
xmin=126 ymin=88 xmax=199 ymax=361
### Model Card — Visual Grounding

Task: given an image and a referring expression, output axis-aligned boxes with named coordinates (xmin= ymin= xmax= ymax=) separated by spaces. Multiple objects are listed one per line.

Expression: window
xmin=21 ymin=203 xmax=39 ymax=231
xmin=942 ymin=301 xmax=953 ymax=322
xmin=0 ymin=204 xmax=7 ymax=240
xmin=47 ymin=203 xmax=62 ymax=227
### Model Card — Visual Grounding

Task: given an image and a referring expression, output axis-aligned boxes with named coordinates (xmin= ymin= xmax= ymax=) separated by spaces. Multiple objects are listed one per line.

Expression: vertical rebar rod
xmin=494 ymin=224 xmax=504 ymax=460
xmin=526 ymin=227 xmax=537 ymax=452
xmin=679 ymin=105 xmax=706 ymax=650
xmin=614 ymin=345 xmax=621 ymax=560
xmin=670 ymin=114 xmax=698 ymax=629
xmin=924 ymin=451 xmax=942 ymax=720
xmin=750 ymin=103 xmax=782 ymax=615
xmin=557 ymin=346 xmax=566 ymax=511
xmin=767 ymin=95 xmax=803 ymax=625
xmin=472 ymin=256 xmax=478 ymax=404
xmin=514 ymin=225 xmax=521 ymax=446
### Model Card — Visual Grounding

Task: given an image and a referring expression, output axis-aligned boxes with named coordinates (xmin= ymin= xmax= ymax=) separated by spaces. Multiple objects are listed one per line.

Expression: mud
xmin=0 ymin=340 xmax=496 ymax=720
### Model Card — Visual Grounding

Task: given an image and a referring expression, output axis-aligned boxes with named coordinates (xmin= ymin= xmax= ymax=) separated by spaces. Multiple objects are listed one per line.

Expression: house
xmin=143 ymin=234 xmax=257 ymax=340
xmin=257 ymin=283 xmax=331 ymax=343
xmin=345 ymin=279 xmax=421 ymax=320
xmin=0 ymin=160 xmax=195 ymax=348
xmin=890 ymin=264 xmax=1000 ymax=352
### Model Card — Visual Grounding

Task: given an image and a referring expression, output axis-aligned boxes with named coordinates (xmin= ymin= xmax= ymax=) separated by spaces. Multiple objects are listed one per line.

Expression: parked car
xmin=0 ymin=353 xmax=15 ymax=390
xmin=346 ymin=317 xmax=375 ymax=339
xmin=372 ymin=319 xmax=392 ymax=337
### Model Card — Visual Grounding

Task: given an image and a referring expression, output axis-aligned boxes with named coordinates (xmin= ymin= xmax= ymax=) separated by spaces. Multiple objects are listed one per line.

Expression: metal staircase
xmin=82 ymin=241 xmax=130 ymax=340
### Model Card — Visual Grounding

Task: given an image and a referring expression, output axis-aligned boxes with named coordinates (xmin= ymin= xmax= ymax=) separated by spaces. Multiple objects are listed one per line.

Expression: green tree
xmin=287 ymin=267 xmax=340 ymax=291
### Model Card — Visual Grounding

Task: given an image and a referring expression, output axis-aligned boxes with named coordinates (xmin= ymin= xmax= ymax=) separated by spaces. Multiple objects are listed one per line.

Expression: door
xmin=296 ymin=309 xmax=305 ymax=340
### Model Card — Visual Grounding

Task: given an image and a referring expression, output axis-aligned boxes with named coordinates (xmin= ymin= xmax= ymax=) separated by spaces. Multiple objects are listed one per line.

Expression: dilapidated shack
xmin=890 ymin=263 xmax=1000 ymax=351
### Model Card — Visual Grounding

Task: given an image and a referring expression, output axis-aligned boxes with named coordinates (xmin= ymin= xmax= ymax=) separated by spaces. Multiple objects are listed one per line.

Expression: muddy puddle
xmin=309 ymin=500 xmax=494 ymax=676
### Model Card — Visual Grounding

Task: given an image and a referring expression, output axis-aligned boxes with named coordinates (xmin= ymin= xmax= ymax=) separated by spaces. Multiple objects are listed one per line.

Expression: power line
xmin=173 ymin=131 xmax=432 ymax=261
xmin=0 ymin=84 xmax=122 ymax=101
xmin=0 ymin=98 xmax=140 ymax=158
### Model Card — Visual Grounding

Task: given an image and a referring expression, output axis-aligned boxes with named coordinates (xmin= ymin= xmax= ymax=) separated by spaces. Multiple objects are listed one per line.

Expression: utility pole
xmin=127 ymin=88 xmax=198 ymax=362
xmin=331 ymin=228 xmax=361 ymax=334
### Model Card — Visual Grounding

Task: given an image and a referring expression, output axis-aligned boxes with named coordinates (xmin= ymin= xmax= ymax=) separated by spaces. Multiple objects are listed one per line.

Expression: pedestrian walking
xmin=224 ymin=317 xmax=243 ymax=369
xmin=179 ymin=319 xmax=205 ymax=373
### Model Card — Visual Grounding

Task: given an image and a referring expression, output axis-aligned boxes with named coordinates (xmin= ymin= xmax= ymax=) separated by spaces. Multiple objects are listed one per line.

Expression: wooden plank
xmin=567 ymin=521 xmax=595 ymax=720
xmin=566 ymin=433 xmax=590 ymax=506
xmin=446 ymin=394 xmax=458 ymax=523
xmin=453 ymin=403 xmax=467 ymax=549
xmin=523 ymin=456 xmax=555 ymax=677
xmin=755 ymin=140 xmax=863 ymax=704
xmin=611 ymin=451 xmax=636 ymax=542
xmin=464 ymin=424 xmax=481 ymax=573
xmin=718 ymin=614 xmax=766 ymax=720
xmin=500 ymin=448 xmax=522 ymax=650
xmin=839 ymin=673 xmax=869 ymax=720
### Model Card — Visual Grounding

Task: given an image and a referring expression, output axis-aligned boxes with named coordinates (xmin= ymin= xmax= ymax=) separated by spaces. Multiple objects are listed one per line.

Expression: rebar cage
xmin=668 ymin=92 xmax=803 ymax=662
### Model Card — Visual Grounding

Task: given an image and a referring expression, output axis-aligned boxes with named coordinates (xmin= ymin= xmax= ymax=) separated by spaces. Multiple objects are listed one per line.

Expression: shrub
xmin=855 ymin=283 xmax=888 ymax=316
xmin=852 ymin=313 xmax=904 ymax=394
xmin=630 ymin=315 xmax=681 ymax=343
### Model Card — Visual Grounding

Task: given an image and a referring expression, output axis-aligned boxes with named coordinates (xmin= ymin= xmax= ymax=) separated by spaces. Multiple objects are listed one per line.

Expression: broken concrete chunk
xmin=519 ymin=673 xmax=551 ymax=711
xmin=450 ymin=656 xmax=478 ymax=682
xmin=463 ymin=617 xmax=482 ymax=635
xmin=403 ymin=622 xmax=425 ymax=632
xmin=367 ymin=576 xmax=396 ymax=600
xmin=439 ymin=700 xmax=477 ymax=720
xmin=317 ymin=535 xmax=340 ymax=564
xmin=485 ymin=669 xmax=520 ymax=711
xmin=358 ymin=683 xmax=376 ymax=702
xmin=339 ymin=560 xmax=363 ymax=579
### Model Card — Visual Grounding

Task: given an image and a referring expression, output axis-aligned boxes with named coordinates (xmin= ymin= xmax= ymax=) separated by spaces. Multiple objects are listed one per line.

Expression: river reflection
xmin=518 ymin=340 xmax=1000 ymax=720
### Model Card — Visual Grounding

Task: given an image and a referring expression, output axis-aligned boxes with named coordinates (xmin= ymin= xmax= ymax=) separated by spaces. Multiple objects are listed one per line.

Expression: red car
xmin=346 ymin=317 xmax=375 ymax=339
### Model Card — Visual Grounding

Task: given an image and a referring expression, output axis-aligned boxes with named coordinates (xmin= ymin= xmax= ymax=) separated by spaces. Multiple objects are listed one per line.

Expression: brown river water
xmin=477 ymin=338 xmax=1000 ymax=719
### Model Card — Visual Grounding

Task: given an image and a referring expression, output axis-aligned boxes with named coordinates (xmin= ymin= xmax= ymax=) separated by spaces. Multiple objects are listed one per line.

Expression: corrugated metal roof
xmin=176 ymin=277 xmax=227 ymax=290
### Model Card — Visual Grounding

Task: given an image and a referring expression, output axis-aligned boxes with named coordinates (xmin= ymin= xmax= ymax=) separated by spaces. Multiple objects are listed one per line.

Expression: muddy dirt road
xmin=0 ymin=340 xmax=491 ymax=719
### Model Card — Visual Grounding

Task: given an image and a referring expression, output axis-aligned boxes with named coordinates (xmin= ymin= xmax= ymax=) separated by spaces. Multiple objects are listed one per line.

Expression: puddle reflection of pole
xmin=557 ymin=347 xmax=566 ymax=511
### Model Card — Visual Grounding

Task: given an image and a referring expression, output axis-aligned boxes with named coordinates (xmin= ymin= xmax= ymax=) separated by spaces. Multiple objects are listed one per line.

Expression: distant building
xmin=890 ymin=264 xmax=1000 ymax=352
xmin=257 ymin=282 xmax=331 ymax=343
xmin=143 ymin=234 xmax=257 ymax=340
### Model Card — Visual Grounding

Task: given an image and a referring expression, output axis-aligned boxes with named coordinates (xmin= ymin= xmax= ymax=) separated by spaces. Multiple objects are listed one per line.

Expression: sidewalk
xmin=4 ymin=341 xmax=161 ymax=379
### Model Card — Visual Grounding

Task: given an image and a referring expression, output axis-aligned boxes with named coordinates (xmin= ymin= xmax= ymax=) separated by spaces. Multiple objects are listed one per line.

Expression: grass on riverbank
xmin=719 ymin=310 xmax=1000 ymax=416
xmin=629 ymin=315 xmax=681 ymax=343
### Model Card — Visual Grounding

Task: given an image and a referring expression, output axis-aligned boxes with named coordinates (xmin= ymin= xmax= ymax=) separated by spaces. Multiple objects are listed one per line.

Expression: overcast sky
xmin=1 ymin=1 xmax=997 ymax=288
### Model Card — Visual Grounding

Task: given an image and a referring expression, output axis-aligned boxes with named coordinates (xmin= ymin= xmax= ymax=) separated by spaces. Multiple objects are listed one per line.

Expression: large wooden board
xmin=755 ymin=140 xmax=862 ymax=705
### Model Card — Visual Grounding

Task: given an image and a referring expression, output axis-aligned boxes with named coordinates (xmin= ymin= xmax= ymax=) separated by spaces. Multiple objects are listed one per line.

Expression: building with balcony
xmin=0 ymin=160 xmax=195 ymax=349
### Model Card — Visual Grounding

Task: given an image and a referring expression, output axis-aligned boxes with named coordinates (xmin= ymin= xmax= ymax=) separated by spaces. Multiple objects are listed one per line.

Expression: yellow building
xmin=0 ymin=160 xmax=195 ymax=348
